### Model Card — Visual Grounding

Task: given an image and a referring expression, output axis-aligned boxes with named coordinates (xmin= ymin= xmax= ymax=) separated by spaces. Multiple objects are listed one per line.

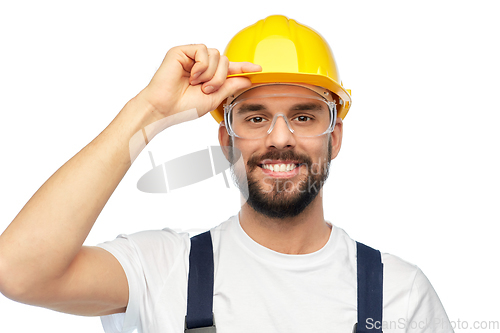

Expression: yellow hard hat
xmin=211 ymin=15 xmax=352 ymax=123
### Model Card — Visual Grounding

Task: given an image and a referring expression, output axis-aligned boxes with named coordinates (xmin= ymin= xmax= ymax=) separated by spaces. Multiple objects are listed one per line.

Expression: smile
xmin=261 ymin=163 xmax=297 ymax=172
xmin=258 ymin=161 xmax=302 ymax=178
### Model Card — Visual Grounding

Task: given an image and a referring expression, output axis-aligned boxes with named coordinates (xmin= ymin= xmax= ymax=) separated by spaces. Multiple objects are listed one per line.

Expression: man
xmin=0 ymin=15 xmax=452 ymax=333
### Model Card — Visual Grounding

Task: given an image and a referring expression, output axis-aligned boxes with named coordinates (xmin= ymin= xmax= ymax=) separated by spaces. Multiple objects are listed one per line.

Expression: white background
xmin=1 ymin=0 xmax=499 ymax=332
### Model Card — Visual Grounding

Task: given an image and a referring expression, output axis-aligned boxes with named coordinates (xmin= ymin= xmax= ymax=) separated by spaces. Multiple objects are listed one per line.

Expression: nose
xmin=265 ymin=114 xmax=296 ymax=149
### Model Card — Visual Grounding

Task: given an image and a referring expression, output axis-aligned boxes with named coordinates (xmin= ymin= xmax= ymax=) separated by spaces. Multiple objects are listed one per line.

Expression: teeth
xmin=262 ymin=163 xmax=297 ymax=172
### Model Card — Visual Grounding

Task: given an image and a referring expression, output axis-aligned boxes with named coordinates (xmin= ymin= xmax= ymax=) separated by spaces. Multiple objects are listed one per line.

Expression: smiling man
xmin=221 ymin=83 xmax=340 ymax=257
xmin=0 ymin=15 xmax=453 ymax=333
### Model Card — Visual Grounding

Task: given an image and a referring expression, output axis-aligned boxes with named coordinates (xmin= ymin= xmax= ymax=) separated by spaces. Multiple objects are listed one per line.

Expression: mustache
xmin=247 ymin=150 xmax=313 ymax=170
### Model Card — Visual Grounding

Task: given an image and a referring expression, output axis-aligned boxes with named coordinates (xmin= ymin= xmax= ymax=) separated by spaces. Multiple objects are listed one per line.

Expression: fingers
xmin=190 ymin=48 xmax=220 ymax=86
xmin=210 ymin=76 xmax=252 ymax=102
xmin=142 ymin=44 xmax=261 ymax=121
xmin=175 ymin=44 xmax=261 ymax=97
xmin=165 ymin=44 xmax=209 ymax=77
xmin=194 ymin=59 xmax=262 ymax=95
xmin=228 ymin=62 xmax=262 ymax=75
xmin=197 ymin=57 xmax=262 ymax=95
xmin=169 ymin=44 xmax=261 ymax=81
xmin=199 ymin=55 xmax=229 ymax=94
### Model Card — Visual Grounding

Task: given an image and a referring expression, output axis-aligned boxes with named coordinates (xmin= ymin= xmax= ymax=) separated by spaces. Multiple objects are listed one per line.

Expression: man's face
xmin=220 ymin=85 xmax=343 ymax=219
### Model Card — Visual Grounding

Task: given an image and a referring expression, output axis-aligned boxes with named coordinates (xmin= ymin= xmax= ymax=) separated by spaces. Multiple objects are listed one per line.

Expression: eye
xmin=248 ymin=116 xmax=268 ymax=124
xmin=292 ymin=115 xmax=312 ymax=122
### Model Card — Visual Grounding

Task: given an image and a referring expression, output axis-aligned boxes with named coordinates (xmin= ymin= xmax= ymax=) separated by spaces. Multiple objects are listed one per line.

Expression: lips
xmin=246 ymin=151 xmax=311 ymax=177
xmin=257 ymin=160 xmax=303 ymax=178
xmin=261 ymin=163 xmax=298 ymax=172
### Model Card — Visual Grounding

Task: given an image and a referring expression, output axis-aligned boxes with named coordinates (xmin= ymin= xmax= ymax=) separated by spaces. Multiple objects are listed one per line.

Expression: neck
xmin=238 ymin=190 xmax=331 ymax=255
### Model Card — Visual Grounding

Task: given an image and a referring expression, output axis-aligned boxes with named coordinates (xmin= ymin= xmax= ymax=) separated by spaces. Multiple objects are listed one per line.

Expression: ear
xmin=218 ymin=121 xmax=232 ymax=160
xmin=329 ymin=117 xmax=343 ymax=160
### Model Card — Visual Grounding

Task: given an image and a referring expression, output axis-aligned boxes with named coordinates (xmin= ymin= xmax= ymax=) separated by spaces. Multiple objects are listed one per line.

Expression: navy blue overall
xmin=185 ymin=231 xmax=383 ymax=333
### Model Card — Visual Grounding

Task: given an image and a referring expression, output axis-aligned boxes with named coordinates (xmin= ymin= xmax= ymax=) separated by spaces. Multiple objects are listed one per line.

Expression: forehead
xmin=236 ymin=84 xmax=322 ymax=100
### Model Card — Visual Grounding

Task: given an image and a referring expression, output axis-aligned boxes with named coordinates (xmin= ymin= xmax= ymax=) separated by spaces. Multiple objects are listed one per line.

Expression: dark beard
xmin=229 ymin=141 xmax=332 ymax=219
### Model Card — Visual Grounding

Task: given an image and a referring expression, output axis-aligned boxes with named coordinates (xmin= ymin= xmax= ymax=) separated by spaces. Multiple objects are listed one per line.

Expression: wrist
xmin=118 ymin=93 xmax=199 ymax=163
xmin=131 ymin=89 xmax=200 ymax=138
xmin=111 ymin=95 xmax=160 ymax=164
xmin=124 ymin=92 xmax=162 ymax=128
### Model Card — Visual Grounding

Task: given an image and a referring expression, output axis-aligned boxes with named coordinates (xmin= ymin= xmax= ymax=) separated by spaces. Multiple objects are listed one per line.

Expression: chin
xmin=244 ymin=177 xmax=321 ymax=219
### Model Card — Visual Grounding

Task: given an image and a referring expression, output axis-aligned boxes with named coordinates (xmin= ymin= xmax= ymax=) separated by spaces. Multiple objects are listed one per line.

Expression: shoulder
xmin=382 ymin=252 xmax=420 ymax=280
xmin=381 ymin=252 xmax=422 ymax=300
xmin=331 ymin=225 xmax=436 ymax=305
xmin=330 ymin=224 xmax=422 ymax=284
xmin=381 ymin=253 xmax=453 ymax=330
xmin=381 ymin=252 xmax=443 ymax=304
xmin=97 ymin=229 xmax=192 ymax=332
xmin=97 ymin=228 xmax=191 ymax=272
xmin=99 ymin=227 xmax=190 ymax=250
xmin=380 ymin=252 xmax=438 ymax=297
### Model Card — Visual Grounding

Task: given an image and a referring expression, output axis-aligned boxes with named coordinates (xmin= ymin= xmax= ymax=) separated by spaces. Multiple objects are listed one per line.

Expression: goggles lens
xmin=224 ymin=94 xmax=336 ymax=139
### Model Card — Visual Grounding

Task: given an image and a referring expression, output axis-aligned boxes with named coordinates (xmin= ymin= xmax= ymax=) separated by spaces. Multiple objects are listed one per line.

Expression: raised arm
xmin=0 ymin=44 xmax=260 ymax=315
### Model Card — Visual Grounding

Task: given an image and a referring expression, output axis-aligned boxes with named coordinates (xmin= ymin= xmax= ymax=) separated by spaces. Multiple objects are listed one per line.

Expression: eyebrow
xmin=289 ymin=102 xmax=325 ymax=112
xmin=235 ymin=102 xmax=326 ymax=115
xmin=235 ymin=103 xmax=267 ymax=115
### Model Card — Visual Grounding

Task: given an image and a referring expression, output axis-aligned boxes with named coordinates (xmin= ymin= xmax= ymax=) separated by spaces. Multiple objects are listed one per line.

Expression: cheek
xmin=298 ymin=137 xmax=330 ymax=158
xmin=298 ymin=139 xmax=331 ymax=174
xmin=234 ymin=139 xmax=265 ymax=163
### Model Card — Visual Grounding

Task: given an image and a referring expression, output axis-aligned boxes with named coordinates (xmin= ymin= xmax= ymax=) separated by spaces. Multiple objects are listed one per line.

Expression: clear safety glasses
xmin=224 ymin=93 xmax=337 ymax=139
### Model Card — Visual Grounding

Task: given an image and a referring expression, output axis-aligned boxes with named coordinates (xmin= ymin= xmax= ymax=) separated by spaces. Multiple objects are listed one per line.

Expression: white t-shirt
xmin=97 ymin=216 xmax=453 ymax=333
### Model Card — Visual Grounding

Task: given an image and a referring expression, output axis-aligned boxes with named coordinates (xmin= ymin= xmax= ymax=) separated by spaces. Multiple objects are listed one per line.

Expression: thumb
xmin=211 ymin=76 xmax=252 ymax=104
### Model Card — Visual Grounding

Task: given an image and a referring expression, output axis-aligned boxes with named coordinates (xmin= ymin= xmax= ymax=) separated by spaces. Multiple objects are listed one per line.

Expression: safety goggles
xmin=224 ymin=93 xmax=337 ymax=139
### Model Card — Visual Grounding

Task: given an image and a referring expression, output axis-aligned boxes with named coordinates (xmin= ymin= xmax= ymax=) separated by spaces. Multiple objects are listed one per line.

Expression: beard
xmin=229 ymin=140 xmax=332 ymax=219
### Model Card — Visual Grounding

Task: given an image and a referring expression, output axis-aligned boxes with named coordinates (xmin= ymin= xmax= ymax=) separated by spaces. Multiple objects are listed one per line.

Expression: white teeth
xmin=262 ymin=163 xmax=297 ymax=172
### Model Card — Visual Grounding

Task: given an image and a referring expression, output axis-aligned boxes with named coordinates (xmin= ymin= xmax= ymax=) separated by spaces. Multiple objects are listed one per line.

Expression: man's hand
xmin=138 ymin=44 xmax=261 ymax=121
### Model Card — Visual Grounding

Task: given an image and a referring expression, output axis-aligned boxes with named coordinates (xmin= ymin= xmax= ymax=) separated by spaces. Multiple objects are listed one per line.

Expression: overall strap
xmin=355 ymin=242 xmax=384 ymax=333
xmin=185 ymin=232 xmax=382 ymax=333
xmin=185 ymin=231 xmax=216 ymax=332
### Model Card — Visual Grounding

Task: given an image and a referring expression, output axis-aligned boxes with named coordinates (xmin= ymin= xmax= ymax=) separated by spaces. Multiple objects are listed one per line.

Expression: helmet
xmin=210 ymin=15 xmax=352 ymax=123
